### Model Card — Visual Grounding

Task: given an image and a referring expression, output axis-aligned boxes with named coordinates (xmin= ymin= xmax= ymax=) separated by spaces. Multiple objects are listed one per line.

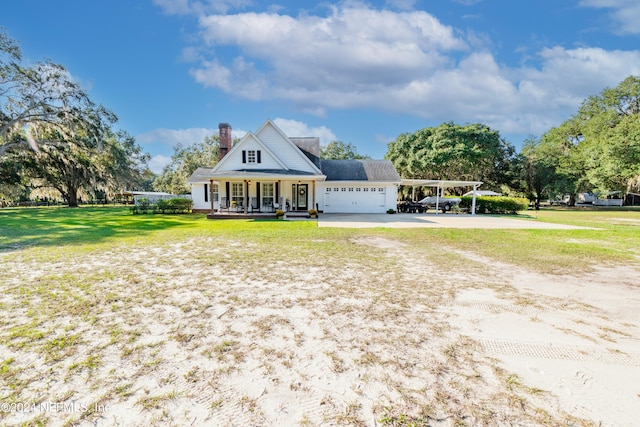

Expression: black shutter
xmin=204 ymin=183 xmax=208 ymax=202
xmin=256 ymin=182 xmax=261 ymax=209
xmin=242 ymin=150 xmax=246 ymax=163
xmin=257 ymin=150 xmax=261 ymax=163
xmin=226 ymin=182 xmax=230 ymax=201
xmin=275 ymin=182 xmax=279 ymax=201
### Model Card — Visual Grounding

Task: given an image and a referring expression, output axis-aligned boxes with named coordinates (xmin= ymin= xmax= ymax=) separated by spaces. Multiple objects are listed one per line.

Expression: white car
xmin=418 ymin=196 xmax=461 ymax=212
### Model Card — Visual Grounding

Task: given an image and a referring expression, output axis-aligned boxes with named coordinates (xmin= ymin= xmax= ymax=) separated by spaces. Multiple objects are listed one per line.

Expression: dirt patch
xmin=447 ymin=249 xmax=640 ymax=426
xmin=350 ymin=236 xmax=407 ymax=249
xmin=0 ymin=235 xmax=638 ymax=426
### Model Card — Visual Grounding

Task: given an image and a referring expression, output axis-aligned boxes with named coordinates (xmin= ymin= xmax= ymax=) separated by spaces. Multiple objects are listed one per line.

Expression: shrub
xmin=459 ymin=196 xmax=529 ymax=214
xmin=155 ymin=199 xmax=169 ymax=213
xmin=152 ymin=198 xmax=192 ymax=214
xmin=131 ymin=197 xmax=150 ymax=215
xmin=167 ymin=198 xmax=192 ymax=213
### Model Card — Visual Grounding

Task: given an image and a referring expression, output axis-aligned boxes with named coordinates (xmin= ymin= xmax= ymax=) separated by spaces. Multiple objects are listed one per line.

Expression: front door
xmin=292 ymin=184 xmax=308 ymax=211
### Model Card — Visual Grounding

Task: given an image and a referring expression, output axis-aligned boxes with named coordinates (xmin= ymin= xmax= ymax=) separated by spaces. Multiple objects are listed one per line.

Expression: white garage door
xmin=323 ymin=186 xmax=386 ymax=213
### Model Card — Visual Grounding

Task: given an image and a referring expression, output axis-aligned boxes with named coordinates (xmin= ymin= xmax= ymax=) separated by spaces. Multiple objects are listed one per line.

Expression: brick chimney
xmin=219 ymin=123 xmax=231 ymax=160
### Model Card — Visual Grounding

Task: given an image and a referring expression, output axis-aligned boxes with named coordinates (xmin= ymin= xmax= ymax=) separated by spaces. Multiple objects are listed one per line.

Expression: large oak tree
xmin=1 ymin=29 xmax=149 ymax=206
xmin=386 ymin=122 xmax=517 ymax=193
xmin=527 ymin=75 xmax=640 ymax=202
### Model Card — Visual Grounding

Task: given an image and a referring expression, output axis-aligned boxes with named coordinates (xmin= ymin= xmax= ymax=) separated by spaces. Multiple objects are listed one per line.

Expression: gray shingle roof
xmin=188 ymin=155 xmax=401 ymax=184
xmin=188 ymin=167 xmax=215 ymax=183
xmin=290 ymin=137 xmax=321 ymax=168
xmin=188 ymin=167 xmax=320 ymax=182
xmin=320 ymin=160 xmax=401 ymax=182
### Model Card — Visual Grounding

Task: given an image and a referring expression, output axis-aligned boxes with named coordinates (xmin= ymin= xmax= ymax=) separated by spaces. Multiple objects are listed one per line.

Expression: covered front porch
xmin=203 ymin=171 xmax=325 ymax=216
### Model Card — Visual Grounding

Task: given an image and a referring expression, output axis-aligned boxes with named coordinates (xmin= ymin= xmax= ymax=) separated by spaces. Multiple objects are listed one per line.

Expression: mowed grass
xmin=0 ymin=206 xmax=638 ymax=426
xmin=389 ymin=208 xmax=640 ymax=273
xmin=1 ymin=206 xmax=639 ymax=265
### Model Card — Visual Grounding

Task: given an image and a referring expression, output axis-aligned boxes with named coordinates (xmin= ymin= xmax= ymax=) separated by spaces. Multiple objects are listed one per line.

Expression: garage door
xmin=323 ymin=186 xmax=386 ymax=213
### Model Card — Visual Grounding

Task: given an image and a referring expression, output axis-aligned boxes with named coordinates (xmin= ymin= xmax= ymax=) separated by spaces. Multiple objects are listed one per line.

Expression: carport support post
xmin=435 ymin=183 xmax=441 ymax=215
xmin=471 ymin=184 xmax=478 ymax=216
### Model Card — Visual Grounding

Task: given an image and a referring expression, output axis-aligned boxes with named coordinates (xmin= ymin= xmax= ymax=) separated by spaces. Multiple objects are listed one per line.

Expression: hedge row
xmin=459 ymin=196 xmax=529 ymax=214
xmin=131 ymin=198 xmax=193 ymax=214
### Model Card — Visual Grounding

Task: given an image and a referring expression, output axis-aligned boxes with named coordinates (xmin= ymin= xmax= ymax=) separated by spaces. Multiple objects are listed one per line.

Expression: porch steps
xmin=284 ymin=211 xmax=311 ymax=218
xmin=205 ymin=211 xmax=317 ymax=220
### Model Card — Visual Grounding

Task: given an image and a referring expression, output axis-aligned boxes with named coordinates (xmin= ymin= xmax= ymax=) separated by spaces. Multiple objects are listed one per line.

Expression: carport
xmin=401 ymin=179 xmax=483 ymax=215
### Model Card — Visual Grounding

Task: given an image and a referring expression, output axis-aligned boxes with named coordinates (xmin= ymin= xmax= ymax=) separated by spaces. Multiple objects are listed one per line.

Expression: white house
xmin=188 ymin=120 xmax=401 ymax=215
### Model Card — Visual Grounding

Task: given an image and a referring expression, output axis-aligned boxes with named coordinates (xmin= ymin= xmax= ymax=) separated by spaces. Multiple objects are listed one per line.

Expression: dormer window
xmin=242 ymin=150 xmax=261 ymax=164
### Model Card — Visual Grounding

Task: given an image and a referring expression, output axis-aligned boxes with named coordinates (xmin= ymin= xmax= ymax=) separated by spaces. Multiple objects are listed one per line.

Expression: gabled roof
xmin=320 ymin=160 xmax=402 ymax=183
xmin=254 ymin=120 xmax=323 ymax=174
xmin=212 ymin=131 xmax=287 ymax=172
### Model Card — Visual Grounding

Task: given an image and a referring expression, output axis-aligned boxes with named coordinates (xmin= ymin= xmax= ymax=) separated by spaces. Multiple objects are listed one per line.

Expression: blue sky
xmin=3 ymin=0 xmax=640 ymax=173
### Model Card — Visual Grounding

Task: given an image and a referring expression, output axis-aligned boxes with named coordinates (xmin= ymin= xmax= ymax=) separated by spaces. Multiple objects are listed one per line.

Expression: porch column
xmin=244 ymin=180 xmax=248 ymax=214
xmin=209 ymin=179 xmax=214 ymax=215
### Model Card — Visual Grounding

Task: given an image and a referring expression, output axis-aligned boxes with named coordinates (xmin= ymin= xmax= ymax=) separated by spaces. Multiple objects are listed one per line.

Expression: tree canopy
xmin=386 ymin=122 xmax=517 ymax=191
xmin=525 ymin=75 xmax=640 ymax=203
xmin=1 ymin=29 xmax=102 ymax=157
xmin=0 ymin=29 xmax=149 ymax=206
xmin=153 ymin=133 xmax=224 ymax=195
xmin=320 ymin=140 xmax=370 ymax=160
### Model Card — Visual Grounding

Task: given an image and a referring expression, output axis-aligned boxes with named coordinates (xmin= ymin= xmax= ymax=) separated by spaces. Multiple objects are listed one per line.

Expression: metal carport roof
xmin=400 ymin=179 xmax=484 ymax=215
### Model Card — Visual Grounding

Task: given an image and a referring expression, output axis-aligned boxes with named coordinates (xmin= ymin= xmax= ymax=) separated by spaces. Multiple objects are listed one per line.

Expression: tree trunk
xmin=535 ymin=182 xmax=543 ymax=209
xmin=66 ymin=184 xmax=79 ymax=207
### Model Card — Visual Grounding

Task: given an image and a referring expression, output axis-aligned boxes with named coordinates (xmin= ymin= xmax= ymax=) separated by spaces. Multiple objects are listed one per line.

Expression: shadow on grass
xmin=0 ymin=206 xmax=203 ymax=251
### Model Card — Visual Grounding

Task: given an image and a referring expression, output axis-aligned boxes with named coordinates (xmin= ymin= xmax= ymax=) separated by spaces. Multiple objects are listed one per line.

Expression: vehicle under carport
xmin=400 ymin=179 xmax=483 ymax=215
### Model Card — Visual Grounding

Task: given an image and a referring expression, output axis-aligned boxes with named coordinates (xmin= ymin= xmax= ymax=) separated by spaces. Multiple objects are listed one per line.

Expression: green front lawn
xmin=1 ymin=206 xmax=638 ymax=273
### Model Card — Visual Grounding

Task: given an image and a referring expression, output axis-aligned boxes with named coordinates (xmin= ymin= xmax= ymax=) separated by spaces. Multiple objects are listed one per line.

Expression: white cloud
xmin=273 ymin=118 xmax=337 ymax=146
xmin=154 ymin=0 xmax=251 ymax=15
xmin=579 ymin=0 xmax=640 ymax=35
xmin=385 ymin=0 xmax=418 ymax=10
xmin=148 ymin=154 xmax=172 ymax=174
xmin=177 ymin=2 xmax=640 ymax=138
xmin=137 ymin=127 xmax=216 ymax=147
xmin=191 ymin=4 xmax=467 ymax=105
xmin=452 ymin=0 xmax=483 ymax=5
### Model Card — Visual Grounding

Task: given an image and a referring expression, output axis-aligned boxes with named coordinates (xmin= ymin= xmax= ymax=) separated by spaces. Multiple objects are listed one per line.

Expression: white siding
xmin=256 ymin=124 xmax=318 ymax=173
xmin=216 ymin=135 xmax=283 ymax=171
xmin=191 ymin=183 xmax=208 ymax=210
